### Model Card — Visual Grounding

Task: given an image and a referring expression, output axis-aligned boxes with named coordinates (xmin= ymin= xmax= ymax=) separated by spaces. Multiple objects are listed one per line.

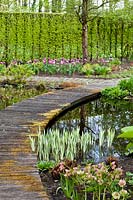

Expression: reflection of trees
xmin=49 ymin=98 xmax=133 ymax=160
xmin=79 ymin=105 xmax=86 ymax=135
xmin=51 ymin=98 xmax=133 ymax=136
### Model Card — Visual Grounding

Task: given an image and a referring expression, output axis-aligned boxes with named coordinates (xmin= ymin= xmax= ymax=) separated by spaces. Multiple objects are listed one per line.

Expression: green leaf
xmin=117 ymin=126 xmax=133 ymax=138
xmin=126 ymin=142 xmax=133 ymax=151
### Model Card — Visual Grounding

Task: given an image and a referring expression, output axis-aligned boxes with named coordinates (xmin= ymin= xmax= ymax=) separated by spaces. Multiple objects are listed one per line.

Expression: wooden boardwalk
xmin=0 ymin=85 xmax=102 ymax=200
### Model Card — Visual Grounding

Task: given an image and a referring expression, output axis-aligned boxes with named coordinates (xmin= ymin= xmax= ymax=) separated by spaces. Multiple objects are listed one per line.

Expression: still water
xmin=48 ymin=98 xmax=133 ymax=162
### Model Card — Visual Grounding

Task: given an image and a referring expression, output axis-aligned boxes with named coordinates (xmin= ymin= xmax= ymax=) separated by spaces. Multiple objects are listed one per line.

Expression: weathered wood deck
xmin=0 ymin=85 xmax=102 ymax=200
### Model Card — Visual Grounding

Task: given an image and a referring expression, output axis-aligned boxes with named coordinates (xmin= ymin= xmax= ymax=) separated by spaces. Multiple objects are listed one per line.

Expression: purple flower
xmin=0 ymin=61 xmax=6 ymax=65
xmin=60 ymin=60 xmax=65 ymax=65
xmin=43 ymin=58 xmax=47 ymax=64
xmin=33 ymin=59 xmax=39 ymax=63
xmin=48 ymin=59 xmax=56 ymax=64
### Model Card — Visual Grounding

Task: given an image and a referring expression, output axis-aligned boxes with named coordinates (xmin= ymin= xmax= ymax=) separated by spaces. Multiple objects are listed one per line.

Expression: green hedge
xmin=0 ymin=12 xmax=132 ymax=64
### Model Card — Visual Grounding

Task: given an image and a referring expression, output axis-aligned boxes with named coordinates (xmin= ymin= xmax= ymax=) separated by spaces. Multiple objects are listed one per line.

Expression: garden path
xmin=0 ymin=77 xmax=120 ymax=200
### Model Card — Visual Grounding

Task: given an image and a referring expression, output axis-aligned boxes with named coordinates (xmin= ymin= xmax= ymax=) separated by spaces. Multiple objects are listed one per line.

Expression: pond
xmin=47 ymin=97 xmax=133 ymax=163
xmin=0 ymin=83 xmax=48 ymax=110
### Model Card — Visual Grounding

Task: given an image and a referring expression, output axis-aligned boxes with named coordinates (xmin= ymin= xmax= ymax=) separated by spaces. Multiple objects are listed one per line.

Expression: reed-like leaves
xmin=35 ymin=128 xmax=94 ymax=162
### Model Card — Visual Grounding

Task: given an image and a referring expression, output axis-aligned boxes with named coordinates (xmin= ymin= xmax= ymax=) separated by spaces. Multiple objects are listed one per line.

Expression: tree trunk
xmin=23 ymin=0 xmax=27 ymax=7
xmin=39 ymin=0 xmax=43 ymax=12
xmin=32 ymin=0 xmax=36 ymax=11
xmin=82 ymin=22 xmax=88 ymax=64
xmin=82 ymin=0 xmax=88 ymax=64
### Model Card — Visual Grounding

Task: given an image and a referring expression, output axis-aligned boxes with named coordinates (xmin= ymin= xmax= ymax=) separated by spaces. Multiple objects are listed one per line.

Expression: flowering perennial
xmin=60 ymin=161 xmax=130 ymax=200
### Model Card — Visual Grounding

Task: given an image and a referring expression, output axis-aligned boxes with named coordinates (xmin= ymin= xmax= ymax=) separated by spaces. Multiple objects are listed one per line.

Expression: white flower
xmin=120 ymin=189 xmax=128 ymax=196
xmin=112 ymin=192 xmax=120 ymax=199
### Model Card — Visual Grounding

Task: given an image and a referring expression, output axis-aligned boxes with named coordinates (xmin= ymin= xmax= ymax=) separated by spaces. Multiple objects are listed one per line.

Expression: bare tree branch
xmin=76 ymin=0 xmax=120 ymax=23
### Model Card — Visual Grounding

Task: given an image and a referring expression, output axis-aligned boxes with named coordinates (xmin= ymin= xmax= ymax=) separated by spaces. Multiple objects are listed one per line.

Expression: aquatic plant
xmin=30 ymin=128 xmax=94 ymax=162
xmin=99 ymin=129 xmax=115 ymax=150
xmin=29 ymin=135 xmax=36 ymax=152
xmin=107 ymin=129 xmax=115 ymax=149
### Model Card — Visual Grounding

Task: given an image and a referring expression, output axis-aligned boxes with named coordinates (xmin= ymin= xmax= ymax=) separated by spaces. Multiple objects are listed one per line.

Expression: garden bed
xmin=40 ymin=157 xmax=133 ymax=200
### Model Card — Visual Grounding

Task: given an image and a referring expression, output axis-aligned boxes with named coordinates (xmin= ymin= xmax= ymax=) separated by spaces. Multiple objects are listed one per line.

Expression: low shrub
xmin=82 ymin=63 xmax=111 ymax=76
xmin=102 ymin=77 xmax=133 ymax=99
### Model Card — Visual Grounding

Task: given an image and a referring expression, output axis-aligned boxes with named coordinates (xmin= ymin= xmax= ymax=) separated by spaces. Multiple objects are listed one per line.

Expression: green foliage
xmin=102 ymin=77 xmax=133 ymax=99
xmin=107 ymin=68 xmax=133 ymax=79
xmin=119 ymin=77 xmax=133 ymax=95
xmin=37 ymin=160 xmax=55 ymax=171
xmin=81 ymin=63 xmax=93 ymax=75
xmin=0 ymin=13 xmax=132 ymax=63
xmin=118 ymin=126 xmax=133 ymax=139
xmin=117 ymin=126 xmax=133 ymax=156
xmin=93 ymin=65 xmax=111 ymax=76
xmin=101 ymin=86 xmax=129 ymax=99
xmin=3 ymin=64 xmax=34 ymax=85
xmin=82 ymin=63 xmax=111 ymax=76
xmin=27 ymin=62 xmax=44 ymax=75
xmin=126 ymin=172 xmax=133 ymax=186
xmin=24 ymin=61 xmax=82 ymax=76
xmin=125 ymin=142 xmax=133 ymax=156
xmin=36 ymin=128 xmax=94 ymax=162
xmin=60 ymin=162 xmax=131 ymax=200
xmin=0 ymin=64 xmax=6 ymax=74
xmin=108 ymin=58 xmax=121 ymax=67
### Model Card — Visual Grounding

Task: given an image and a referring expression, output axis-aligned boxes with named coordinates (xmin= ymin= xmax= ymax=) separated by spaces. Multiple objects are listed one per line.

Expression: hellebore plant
xmin=60 ymin=161 xmax=130 ymax=200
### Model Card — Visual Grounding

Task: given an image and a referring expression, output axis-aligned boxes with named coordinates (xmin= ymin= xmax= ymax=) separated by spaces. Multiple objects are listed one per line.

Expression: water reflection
xmin=48 ymin=98 xmax=133 ymax=162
